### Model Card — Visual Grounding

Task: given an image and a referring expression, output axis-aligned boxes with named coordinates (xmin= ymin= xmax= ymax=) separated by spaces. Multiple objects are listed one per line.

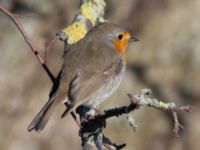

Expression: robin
xmin=27 ymin=22 xmax=138 ymax=132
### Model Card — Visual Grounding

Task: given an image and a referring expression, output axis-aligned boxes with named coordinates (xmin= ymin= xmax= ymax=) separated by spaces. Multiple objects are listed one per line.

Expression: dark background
xmin=0 ymin=0 xmax=199 ymax=150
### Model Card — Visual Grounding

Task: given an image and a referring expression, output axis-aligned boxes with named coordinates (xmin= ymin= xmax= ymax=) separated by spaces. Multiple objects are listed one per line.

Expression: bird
xmin=27 ymin=22 xmax=138 ymax=132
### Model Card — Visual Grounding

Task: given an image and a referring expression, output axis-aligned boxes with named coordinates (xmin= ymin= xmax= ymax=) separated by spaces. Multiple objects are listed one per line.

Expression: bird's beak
xmin=130 ymin=36 xmax=139 ymax=42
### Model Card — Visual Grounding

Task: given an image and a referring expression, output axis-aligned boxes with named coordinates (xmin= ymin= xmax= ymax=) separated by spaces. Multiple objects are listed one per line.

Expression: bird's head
xmin=90 ymin=22 xmax=139 ymax=60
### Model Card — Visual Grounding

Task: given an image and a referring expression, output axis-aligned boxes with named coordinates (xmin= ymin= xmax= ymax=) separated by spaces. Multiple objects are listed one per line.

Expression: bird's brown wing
xmin=61 ymin=59 xmax=124 ymax=116
xmin=69 ymin=70 xmax=108 ymax=104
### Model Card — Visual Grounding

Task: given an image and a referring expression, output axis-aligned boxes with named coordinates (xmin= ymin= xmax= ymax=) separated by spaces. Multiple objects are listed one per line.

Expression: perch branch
xmin=76 ymin=89 xmax=192 ymax=149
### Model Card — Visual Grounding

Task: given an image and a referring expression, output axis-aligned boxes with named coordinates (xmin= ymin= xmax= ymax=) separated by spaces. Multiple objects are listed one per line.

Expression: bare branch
xmin=127 ymin=89 xmax=192 ymax=137
xmin=76 ymin=89 xmax=192 ymax=149
xmin=0 ymin=5 xmax=56 ymax=82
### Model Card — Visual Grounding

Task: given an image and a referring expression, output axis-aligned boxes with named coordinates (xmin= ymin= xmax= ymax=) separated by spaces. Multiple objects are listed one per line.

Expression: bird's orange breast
xmin=113 ymin=32 xmax=131 ymax=60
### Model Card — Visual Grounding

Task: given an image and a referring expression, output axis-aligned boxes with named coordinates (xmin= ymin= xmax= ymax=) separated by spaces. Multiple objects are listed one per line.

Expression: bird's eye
xmin=117 ymin=34 xmax=123 ymax=40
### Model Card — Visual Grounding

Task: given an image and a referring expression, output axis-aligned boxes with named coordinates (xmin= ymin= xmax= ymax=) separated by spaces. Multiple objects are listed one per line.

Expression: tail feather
xmin=27 ymin=97 xmax=57 ymax=132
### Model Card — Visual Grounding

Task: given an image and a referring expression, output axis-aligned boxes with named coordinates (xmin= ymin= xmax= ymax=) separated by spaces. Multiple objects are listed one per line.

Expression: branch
xmin=76 ymin=89 xmax=192 ymax=149
xmin=127 ymin=89 xmax=192 ymax=138
xmin=0 ymin=5 xmax=55 ymax=82
xmin=57 ymin=0 xmax=106 ymax=44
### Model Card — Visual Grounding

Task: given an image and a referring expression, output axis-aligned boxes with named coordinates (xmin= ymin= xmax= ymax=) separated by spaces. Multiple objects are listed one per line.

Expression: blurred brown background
xmin=0 ymin=0 xmax=199 ymax=150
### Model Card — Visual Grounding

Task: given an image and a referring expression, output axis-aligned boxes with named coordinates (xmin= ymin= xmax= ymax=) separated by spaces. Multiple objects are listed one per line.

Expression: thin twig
xmin=172 ymin=111 xmax=184 ymax=138
xmin=13 ymin=13 xmax=37 ymax=18
xmin=127 ymin=89 xmax=192 ymax=137
xmin=44 ymin=36 xmax=59 ymax=63
xmin=0 ymin=5 xmax=55 ymax=82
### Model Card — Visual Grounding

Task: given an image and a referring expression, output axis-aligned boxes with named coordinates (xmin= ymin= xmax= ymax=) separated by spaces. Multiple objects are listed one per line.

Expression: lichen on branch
xmin=77 ymin=89 xmax=192 ymax=149
xmin=57 ymin=0 xmax=106 ymax=44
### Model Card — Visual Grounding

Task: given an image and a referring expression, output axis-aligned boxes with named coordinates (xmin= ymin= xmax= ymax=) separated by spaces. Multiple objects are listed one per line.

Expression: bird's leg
xmin=70 ymin=111 xmax=80 ymax=126
xmin=61 ymin=101 xmax=73 ymax=118
xmin=61 ymin=101 xmax=81 ymax=125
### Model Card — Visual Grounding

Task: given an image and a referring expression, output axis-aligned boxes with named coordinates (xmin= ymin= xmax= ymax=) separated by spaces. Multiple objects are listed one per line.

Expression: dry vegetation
xmin=0 ymin=0 xmax=199 ymax=150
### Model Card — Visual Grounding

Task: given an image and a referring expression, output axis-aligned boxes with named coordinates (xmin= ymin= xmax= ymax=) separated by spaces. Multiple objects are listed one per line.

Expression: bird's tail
xmin=27 ymin=96 xmax=57 ymax=132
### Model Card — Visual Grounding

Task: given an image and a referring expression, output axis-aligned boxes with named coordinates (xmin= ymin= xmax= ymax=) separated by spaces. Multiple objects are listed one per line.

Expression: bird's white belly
xmin=84 ymin=67 xmax=125 ymax=108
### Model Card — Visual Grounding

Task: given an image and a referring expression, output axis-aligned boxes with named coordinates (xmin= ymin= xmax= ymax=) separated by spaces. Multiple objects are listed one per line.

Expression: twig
xmin=13 ymin=13 xmax=37 ymax=18
xmin=127 ymin=89 xmax=192 ymax=137
xmin=172 ymin=111 xmax=184 ymax=138
xmin=44 ymin=36 xmax=59 ymax=63
xmin=0 ymin=5 xmax=55 ymax=83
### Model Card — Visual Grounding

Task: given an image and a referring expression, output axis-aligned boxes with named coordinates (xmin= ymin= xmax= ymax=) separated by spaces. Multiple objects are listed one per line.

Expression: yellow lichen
xmin=59 ymin=0 xmax=106 ymax=44
xmin=159 ymin=101 xmax=169 ymax=109
xmin=81 ymin=1 xmax=96 ymax=25
xmin=62 ymin=22 xmax=87 ymax=44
